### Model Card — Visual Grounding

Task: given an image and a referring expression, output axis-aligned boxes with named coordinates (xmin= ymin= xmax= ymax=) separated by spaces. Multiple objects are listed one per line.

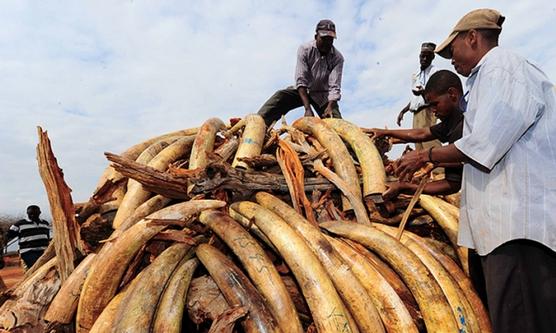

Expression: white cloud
xmin=1 ymin=0 xmax=555 ymax=216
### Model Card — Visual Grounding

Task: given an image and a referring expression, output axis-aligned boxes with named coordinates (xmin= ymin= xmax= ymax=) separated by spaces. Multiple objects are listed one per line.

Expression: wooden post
xmin=36 ymin=127 xmax=83 ymax=282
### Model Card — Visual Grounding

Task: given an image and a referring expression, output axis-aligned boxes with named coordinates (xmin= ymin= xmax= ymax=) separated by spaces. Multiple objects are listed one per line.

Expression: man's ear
xmin=467 ymin=29 xmax=479 ymax=48
xmin=447 ymin=87 xmax=460 ymax=101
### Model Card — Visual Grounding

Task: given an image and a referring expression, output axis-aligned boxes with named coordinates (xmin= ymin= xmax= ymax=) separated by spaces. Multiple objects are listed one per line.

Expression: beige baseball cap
xmin=436 ymin=8 xmax=505 ymax=58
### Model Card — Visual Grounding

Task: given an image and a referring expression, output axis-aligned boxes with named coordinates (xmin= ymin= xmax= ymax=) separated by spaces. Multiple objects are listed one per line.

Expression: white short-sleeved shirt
xmin=455 ymin=47 xmax=556 ymax=255
xmin=409 ymin=64 xmax=439 ymax=111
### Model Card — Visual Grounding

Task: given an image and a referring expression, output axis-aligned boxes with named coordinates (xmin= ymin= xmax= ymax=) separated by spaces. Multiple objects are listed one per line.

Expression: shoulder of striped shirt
xmin=9 ymin=219 xmax=27 ymax=229
xmin=15 ymin=221 xmax=50 ymax=230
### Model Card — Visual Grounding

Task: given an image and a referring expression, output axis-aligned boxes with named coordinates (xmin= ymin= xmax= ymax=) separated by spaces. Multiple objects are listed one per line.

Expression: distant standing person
xmin=257 ymin=19 xmax=344 ymax=126
xmin=397 ymin=42 xmax=441 ymax=150
xmin=6 ymin=205 xmax=51 ymax=269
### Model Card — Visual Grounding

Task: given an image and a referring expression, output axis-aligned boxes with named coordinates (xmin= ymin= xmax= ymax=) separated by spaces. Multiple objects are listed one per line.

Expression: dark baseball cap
xmin=316 ymin=19 xmax=337 ymax=38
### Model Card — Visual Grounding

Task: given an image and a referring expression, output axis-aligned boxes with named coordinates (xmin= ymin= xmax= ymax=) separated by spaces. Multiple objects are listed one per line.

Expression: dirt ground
xmin=0 ymin=254 xmax=25 ymax=289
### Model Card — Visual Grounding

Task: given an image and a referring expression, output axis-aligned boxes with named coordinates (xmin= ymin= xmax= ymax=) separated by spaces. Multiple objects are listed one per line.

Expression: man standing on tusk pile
xmin=257 ymin=19 xmax=344 ymax=127
xmin=394 ymin=8 xmax=556 ymax=333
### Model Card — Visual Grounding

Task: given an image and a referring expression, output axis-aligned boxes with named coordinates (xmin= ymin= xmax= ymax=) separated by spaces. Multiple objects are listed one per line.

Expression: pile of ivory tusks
xmin=42 ymin=115 xmax=490 ymax=333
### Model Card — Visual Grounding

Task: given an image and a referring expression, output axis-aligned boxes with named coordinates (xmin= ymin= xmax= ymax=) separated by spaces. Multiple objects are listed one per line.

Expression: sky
xmin=1 ymin=0 xmax=555 ymax=218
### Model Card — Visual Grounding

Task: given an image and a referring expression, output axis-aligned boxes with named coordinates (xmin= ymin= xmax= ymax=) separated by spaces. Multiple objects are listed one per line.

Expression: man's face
xmin=449 ymin=32 xmax=477 ymax=77
xmin=424 ymin=88 xmax=460 ymax=121
xmin=315 ymin=34 xmax=334 ymax=55
xmin=27 ymin=207 xmax=41 ymax=221
xmin=419 ymin=51 xmax=434 ymax=69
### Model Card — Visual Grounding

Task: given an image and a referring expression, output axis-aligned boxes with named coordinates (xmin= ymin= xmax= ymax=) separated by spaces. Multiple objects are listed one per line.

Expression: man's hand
xmin=322 ymin=101 xmax=337 ymax=118
xmin=412 ymin=85 xmax=424 ymax=96
xmin=382 ymin=182 xmax=404 ymax=201
xmin=397 ymin=103 xmax=411 ymax=126
xmin=304 ymin=106 xmax=314 ymax=117
xmin=397 ymin=110 xmax=406 ymax=126
xmin=394 ymin=149 xmax=428 ymax=182
xmin=370 ymin=128 xmax=388 ymax=139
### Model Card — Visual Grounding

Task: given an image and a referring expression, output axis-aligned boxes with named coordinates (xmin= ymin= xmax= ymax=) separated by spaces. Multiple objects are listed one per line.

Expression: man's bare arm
xmin=371 ymin=127 xmax=434 ymax=143
xmin=383 ymin=178 xmax=461 ymax=201
xmin=298 ymin=87 xmax=313 ymax=117
xmin=397 ymin=103 xmax=411 ymax=126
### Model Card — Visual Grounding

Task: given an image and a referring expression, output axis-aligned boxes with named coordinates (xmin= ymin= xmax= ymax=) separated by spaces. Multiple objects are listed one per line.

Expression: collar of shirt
xmin=418 ymin=64 xmax=434 ymax=73
xmin=415 ymin=64 xmax=435 ymax=85
xmin=466 ymin=46 xmax=499 ymax=90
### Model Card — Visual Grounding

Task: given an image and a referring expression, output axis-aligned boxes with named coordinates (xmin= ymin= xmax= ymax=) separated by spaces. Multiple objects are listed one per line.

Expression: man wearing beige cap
xmin=396 ymin=42 xmax=441 ymax=151
xmin=257 ymin=19 xmax=343 ymax=126
xmin=395 ymin=8 xmax=556 ymax=332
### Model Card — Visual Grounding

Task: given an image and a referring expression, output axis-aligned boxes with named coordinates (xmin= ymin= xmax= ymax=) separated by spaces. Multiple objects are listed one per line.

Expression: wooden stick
xmin=276 ymin=140 xmax=318 ymax=226
xmin=106 ymin=153 xmax=335 ymax=198
xmin=395 ymin=177 xmax=428 ymax=240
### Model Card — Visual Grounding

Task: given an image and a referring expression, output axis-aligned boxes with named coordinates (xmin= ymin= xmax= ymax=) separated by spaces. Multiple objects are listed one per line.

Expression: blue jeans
xmin=20 ymin=250 xmax=44 ymax=269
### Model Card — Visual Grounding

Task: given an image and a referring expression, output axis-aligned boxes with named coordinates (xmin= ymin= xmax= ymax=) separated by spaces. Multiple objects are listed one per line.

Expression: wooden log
xmin=276 ymin=140 xmax=317 ymax=225
xmin=37 ymin=127 xmax=83 ymax=282
xmin=106 ymin=154 xmax=335 ymax=199
xmin=80 ymin=213 xmax=114 ymax=251
xmin=237 ymin=154 xmax=278 ymax=168
xmin=0 ymin=258 xmax=60 ymax=332
xmin=207 ymin=306 xmax=248 ymax=333
xmin=187 ymin=275 xmax=230 ymax=325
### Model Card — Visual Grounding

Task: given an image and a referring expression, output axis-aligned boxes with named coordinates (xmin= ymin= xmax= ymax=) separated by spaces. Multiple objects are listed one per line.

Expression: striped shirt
xmin=294 ymin=40 xmax=344 ymax=107
xmin=455 ymin=47 xmax=556 ymax=255
xmin=7 ymin=219 xmax=51 ymax=254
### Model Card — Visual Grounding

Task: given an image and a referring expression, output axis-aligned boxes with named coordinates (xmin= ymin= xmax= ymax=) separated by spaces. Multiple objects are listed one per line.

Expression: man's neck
xmin=469 ymin=45 xmax=498 ymax=77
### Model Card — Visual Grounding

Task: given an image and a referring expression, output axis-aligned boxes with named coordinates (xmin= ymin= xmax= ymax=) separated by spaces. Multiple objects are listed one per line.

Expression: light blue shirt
xmin=455 ymin=47 xmax=556 ymax=255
